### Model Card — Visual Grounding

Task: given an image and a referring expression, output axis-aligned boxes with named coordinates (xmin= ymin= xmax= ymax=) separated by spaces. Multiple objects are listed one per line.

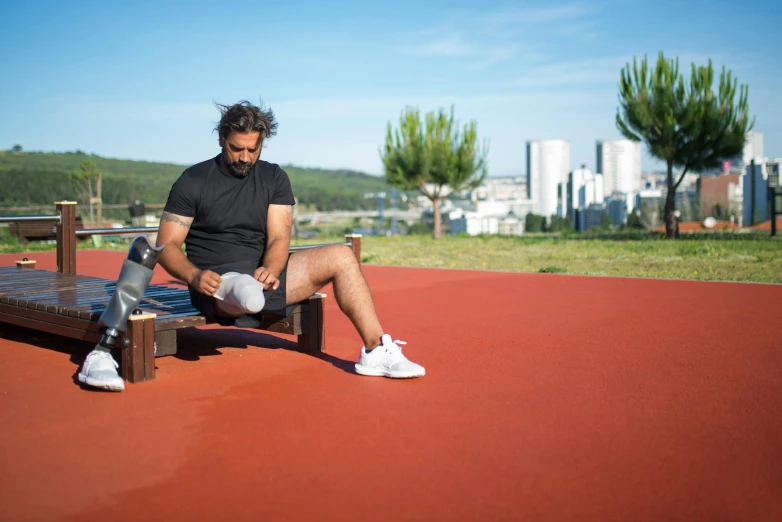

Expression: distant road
xmin=298 ymin=210 xmax=420 ymax=222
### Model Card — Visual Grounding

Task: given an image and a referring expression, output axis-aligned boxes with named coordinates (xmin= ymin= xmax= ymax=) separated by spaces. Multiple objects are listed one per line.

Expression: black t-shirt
xmin=163 ymin=155 xmax=295 ymax=273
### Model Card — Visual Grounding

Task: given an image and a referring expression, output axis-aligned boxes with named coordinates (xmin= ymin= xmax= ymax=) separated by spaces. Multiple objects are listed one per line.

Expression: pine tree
xmin=616 ymin=52 xmax=753 ymax=238
xmin=381 ymin=106 xmax=488 ymax=239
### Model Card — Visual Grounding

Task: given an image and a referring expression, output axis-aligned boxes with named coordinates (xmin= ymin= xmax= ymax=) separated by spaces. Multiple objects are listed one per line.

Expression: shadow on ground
xmin=1 ymin=322 xmax=355 ymax=377
xmin=174 ymin=327 xmax=355 ymax=374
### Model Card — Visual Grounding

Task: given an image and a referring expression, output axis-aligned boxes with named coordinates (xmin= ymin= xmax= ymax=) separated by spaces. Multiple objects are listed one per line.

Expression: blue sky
xmin=1 ymin=0 xmax=780 ymax=176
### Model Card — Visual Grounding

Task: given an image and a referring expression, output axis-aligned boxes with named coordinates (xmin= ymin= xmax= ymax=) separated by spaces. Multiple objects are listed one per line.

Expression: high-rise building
xmin=607 ymin=194 xmax=629 ymax=227
xmin=743 ymin=157 xmax=781 ymax=226
xmin=596 ymin=140 xmax=642 ymax=196
xmin=527 ymin=139 xmax=570 ymax=219
xmin=575 ymin=204 xmax=607 ymax=232
xmin=733 ymin=131 xmax=764 ymax=170
xmin=566 ymin=165 xmax=604 ymax=224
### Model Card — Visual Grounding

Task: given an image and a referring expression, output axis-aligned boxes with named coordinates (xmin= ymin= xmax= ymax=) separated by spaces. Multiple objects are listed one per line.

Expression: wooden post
xmin=96 ymin=172 xmax=102 ymax=228
xmin=15 ymin=258 xmax=36 ymax=269
xmin=55 ymin=201 xmax=77 ymax=274
xmin=123 ymin=312 xmax=157 ymax=383
xmin=345 ymin=234 xmax=362 ymax=263
xmin=297 ymin=293 xmax=326 ymax=353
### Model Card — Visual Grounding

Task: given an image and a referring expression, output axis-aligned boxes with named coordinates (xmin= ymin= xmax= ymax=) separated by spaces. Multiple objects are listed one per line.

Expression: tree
xmin=524 ymin=212 xmax=546 ymax=233
xmin=678 ymin=192 xmax=695 ymax=222
xmin=626 ymin=208 xmax=643 ymax=229
xmin=381 ymin=106 xmax=488 ymax=239
xmin=549 ymin=214 xmax=573 ymax=233
xmin=71 ymin=159 xmax=103 ymax=225
xmin=11 ymin=144 xmax=22 ymax=152
xmin=639 ymin=201 xmax=662 ymax=231
xmin=616 ymin=52 xmax=753 ymax=238
xmin=600 ymin=212 xmax=614 ymax=231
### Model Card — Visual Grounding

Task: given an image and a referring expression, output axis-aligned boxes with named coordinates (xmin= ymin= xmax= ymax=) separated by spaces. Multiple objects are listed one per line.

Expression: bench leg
xmin=122 ymin=314 xmax=156 ymax=383
xmin=297 ymin=294 xmax=325 ymax=353
xmin=154 ymin=329 xmax=178 ymax=357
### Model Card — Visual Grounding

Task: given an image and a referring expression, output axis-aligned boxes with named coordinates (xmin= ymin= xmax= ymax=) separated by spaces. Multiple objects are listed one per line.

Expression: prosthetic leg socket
xmin=95 ymin=235 xmax=164 ymax=351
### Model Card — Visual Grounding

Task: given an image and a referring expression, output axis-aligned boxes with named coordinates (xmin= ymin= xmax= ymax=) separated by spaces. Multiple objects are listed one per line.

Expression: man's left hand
xmin=253 ymin=266 xmax=280 ymax=291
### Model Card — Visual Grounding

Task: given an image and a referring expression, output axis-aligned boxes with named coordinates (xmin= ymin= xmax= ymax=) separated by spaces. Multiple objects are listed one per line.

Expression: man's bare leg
xmin=286 ymin=245 xmax=383 ymax=350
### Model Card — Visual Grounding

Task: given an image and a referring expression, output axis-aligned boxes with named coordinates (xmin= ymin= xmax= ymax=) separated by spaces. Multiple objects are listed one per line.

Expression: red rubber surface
xmin=1 ymin=250 xmax=781 ymax=521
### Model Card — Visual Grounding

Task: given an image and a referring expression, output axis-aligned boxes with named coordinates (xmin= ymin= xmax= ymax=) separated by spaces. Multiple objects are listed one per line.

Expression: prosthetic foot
xmin=78 ymin=235 xmax=163 ymax=391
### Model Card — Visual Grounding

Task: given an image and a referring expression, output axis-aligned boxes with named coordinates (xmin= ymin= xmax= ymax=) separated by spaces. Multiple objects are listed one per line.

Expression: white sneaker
xmin=78 ymin=350 xmax=125 ymax=391
xmin=355 ymin=334 xmax=425 ymax=379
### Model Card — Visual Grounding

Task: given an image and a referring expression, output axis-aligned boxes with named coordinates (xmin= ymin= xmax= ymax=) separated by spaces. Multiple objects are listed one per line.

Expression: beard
xmin=222 ymin=152 xmax=256 ymax=177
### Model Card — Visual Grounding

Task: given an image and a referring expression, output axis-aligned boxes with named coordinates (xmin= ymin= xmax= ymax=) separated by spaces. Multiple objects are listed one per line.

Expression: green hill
xmin=0 ymin=149 xmax=394 ymax=212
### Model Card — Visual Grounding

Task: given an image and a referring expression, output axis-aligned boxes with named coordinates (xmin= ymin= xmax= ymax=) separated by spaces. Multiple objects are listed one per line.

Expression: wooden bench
xmin=9 ymin=216 xmax=85 ymax=244
xmin=0 ymin=234 xmax=362 ymax=384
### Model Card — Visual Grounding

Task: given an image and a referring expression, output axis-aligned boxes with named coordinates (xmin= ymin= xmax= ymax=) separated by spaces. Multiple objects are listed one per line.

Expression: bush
xmin=407 ymin=222 xmax=432 ymax=235
xmin=549 ymin=215 xmax=574 ymax=233
xmin=525 ymin=213 xmax=546 ymax=232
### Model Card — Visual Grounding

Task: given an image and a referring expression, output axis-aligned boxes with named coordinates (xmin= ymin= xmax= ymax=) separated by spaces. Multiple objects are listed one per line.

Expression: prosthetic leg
xmin=78 ymin=236 xmax=163 ymax=391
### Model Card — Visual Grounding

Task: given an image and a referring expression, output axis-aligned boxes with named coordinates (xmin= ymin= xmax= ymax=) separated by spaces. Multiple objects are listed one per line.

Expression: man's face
xmin=220 ymin=131 xmax=262 ymax=176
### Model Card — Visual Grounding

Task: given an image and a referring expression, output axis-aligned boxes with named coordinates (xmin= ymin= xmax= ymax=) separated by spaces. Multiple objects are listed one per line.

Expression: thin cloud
xmin=555 ymin=20 xmax=600 ymax=41
xmin=400 ymin=32 xmax=523 ymax=69
xmin=273 ymin=90 xmax=601 ymax=121
xmin=477 ymin=2 xmax=598 ymax=37
xmin=466 ymin=45 xmax=522 ymax=70
xmin=503 ymin=52 xmax=742 ymax=90
xmin=403 ymin=35 xmax=479 ymax=57
xmin=505 ymin=56 xmax=633 ymax=89
xmin=481 ymin=3 xmax=596 ymax=26
xmin=399 ymin=3 xmax=597 ymax=70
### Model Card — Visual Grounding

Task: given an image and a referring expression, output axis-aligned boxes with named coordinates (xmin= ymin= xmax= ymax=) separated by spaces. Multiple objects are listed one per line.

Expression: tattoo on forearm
xmin=161 ymin=212 xmax=193 ymax=228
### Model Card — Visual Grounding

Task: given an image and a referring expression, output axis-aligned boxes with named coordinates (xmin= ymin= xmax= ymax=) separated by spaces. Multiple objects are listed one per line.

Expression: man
xmin=78 ymin=101 xmax=424 ymax=391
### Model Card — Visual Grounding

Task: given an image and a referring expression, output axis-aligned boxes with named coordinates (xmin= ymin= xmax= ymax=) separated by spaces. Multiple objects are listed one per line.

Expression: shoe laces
xmin=381 ymin=338 xmax=407 ymax=361
xmin=86 ymin=351 xmax=119 ymax=371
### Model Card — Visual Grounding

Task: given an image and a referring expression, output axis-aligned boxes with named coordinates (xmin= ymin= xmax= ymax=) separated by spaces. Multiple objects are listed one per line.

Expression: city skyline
xmin=1 ymin=0 xmax=780 ymax=177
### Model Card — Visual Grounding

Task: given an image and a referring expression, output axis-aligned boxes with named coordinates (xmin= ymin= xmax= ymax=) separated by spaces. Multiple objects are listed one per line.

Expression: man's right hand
xmin=190 ymin=269 xmax=222 ymax=296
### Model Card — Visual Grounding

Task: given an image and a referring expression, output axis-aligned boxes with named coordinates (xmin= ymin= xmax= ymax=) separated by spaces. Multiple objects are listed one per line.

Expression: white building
xmin=567 ymin=166 xmax=604 ymax=217
xmin=527 ymin=139 xmax=570 ymax=219
xmin=449 ymin=209 xmax=523 ymax=236
xmin=448 ymin=200 xmax=526 ymax=236
xmin=475 ymin=200 xmax=511 ymax=215
xmin=679 ymin=172 xmax=700 ymax=189
xmin=734 ymin=131 xmax=764 ymax=170
xmin=471 ymin=177 xmax=527 ymax=201
xmin=596 ymin=140 xmax=642 ymax=196
xmin=507 ymin=199 xmax=537 ymax=218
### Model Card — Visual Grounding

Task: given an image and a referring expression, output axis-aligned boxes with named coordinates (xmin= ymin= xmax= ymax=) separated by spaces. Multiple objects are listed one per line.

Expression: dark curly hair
xmin=214 ymin=100 xmax=278 ymax=142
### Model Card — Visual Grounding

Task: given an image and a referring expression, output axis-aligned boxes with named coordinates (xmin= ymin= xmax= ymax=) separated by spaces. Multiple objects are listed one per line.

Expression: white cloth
xmin=213 ymin=272 xmax=265 ymax=314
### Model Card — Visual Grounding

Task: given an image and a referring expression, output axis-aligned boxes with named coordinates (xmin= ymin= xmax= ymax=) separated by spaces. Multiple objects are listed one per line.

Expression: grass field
xmin=314 ymin=233 xmax=782 ymax=284
xmin=2 ymin=227 xmax=781 ymax=284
